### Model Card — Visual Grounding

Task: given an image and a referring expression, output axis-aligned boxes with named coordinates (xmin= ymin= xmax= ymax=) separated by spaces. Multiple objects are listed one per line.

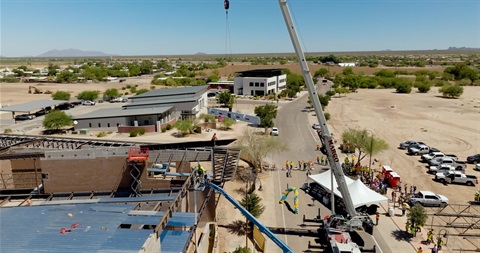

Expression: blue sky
xmin=1 ymin=0 xmax=479 ymax=57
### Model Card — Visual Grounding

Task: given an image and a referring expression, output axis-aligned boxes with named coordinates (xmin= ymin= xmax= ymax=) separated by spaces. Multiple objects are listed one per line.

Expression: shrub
xmin=439 ymin=85 xmax=464 ymax=98
xmin=150 ymin=86 xmax=155 ymax=90
xmin=395 ymin=79 xmax=413 ymax=93
xmin=433 ymin=80 xmax=448 ymax=87
xmin=97 ymin=131 xmax=107 ymax=137
xmin=4 ymin=128 xmax=13 ymax=133
xmin=324 ymin=112 xmax=331 ymax=121
xmin=161 ymin=127 xmax=167 ymax=133
xmin=326 ymin=90 xmax=336 ymax=97
xmin=129 ymin=130 xmax=138 ymax=137
xmin=416 ymin=83 xmax=431 ymax=93
xmin=107 ymin=131 xmax=113 ymax=134
xmin=139 ymin=128 xmax=146 ymax=135
xmin=166 ymin=124 xmax=172 ymax=130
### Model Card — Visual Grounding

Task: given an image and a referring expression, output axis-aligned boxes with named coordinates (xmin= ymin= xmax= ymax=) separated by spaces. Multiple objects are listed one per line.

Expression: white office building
xmin=233 ymin=69 xmax=287 ymax=96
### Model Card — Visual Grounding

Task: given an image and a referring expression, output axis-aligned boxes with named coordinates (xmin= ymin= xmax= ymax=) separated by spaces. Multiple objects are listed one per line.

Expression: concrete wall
xmin=75 ymin=117 xmax=127 ymax=130
xmin=118 ymin=125 xmax=156 ymax=134
xmin=41 ymin=148 xmax=133 ymax=193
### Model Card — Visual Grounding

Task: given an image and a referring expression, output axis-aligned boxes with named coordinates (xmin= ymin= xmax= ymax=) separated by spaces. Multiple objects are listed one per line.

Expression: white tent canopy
xmin=308 ymin=170 xmax=388 ymax=208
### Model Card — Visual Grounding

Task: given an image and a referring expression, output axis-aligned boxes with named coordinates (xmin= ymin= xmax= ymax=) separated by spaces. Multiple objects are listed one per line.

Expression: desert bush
xmin=107 ymin=131 xmax=113 ymax=134
xmin=395 ymin=79 xmax=413 ymax=93
xmin=326 ymin=90 xmax=336 ymax=97
xmin=416 ymin=83 xmax=431 ymax=93
xmin=433 ymin=80 xmax=448 ymax=87
xmin=166 ymin=124 xmax=172 ymax=130
xmin=457 ymin=78 xmax=472 ymax=86
xmin=97 ymin=131 xmax=107 ymax=137
xmin=439 ymin=85 xmax=464 ymax=98
xmin=4 ymin=128 xmax=13 ymax=133
xmin=129 ymin=130 xmax=138 ymax=137
xmin=139 ymin=128 xmax=146 ymax=135
xmin=161 ymin=127 xmax=167 ymax=133
xmin=324 ymin=113 xmax=331 ymax=121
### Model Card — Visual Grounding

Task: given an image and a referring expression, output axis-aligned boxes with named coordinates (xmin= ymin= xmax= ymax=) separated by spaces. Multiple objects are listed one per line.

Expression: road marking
xmin=276 ymin=169 xmax=288 ymax=245
xmin=370 ymin=234 xmax=384 ymax=253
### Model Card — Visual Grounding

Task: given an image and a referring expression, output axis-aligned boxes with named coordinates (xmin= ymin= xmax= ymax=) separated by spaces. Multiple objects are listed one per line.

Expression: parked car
xmin=57 ymin=103 xmax=74 ymax=110
xmin=428 ymin=164 xmax=464 ymax=174
xmin=82 ymin=100 xmax=96 ymax=106
xmin=435 ymin=171 xmax=478 ymax=186
xmin=475 ymin=164 xmax=480 ymax=171
xmin=312 ymin=123 xmax=321 ymax=130
xmin=110 ymin=97 xmax=128 ymax=103
xmin=408 ymin=190 xmax=448 ymax=207
xmin=429 ymin=158 xmax=467 ymax=170
xmin=270 ymin=127 xmax=279 ymax=136
xmin=399 ymin=141 xmax=424 ymax=149
xmin=466 ymin=154 xmax=480 ymax=164
xmin=421 ymin=152 xmax=457 ymax=162
xmin=15 ymin=114 xmax=35 ymax=120
xmin=34 ymin=107 xmax=51 ymax=116
xmin=408 ymin=145 xmax=439 ymax=155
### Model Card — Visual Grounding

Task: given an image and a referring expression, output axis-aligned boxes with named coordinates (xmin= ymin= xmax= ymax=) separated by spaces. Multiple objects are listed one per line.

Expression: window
xmin=98 ymin=123 xmax=101 ymax=127
xmin=249 ymin=82 xmax=253 ymax=87
xmin=255 ymin=82 xmax=259 ymax=87
xmin=107 ymin=123 xmax=110 ymax=127
xmin=260 ymin=82 xmax=264 ymax=87
xmin=89 ymin=123 xmax=92 ymax=127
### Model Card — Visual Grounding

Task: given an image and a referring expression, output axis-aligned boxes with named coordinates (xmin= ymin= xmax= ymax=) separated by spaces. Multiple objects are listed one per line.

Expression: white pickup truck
xmin=408 ymin=145 xmax=440 ymax=155
xmin=408 ymin=190 xmax=448 ymax=207
xmin=421 ymin=152 xmax=458 ymax=162
xmin=429 ymin=158 xmax=467 ymax=170
xmin=435 ymin=171 xmax=478 ymax=186
xmin=428 ymin=164 xmax=464 ymax=174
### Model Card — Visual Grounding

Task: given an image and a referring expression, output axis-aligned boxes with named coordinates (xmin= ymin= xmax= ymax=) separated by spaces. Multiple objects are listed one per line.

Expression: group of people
xmin=284 ymin=160 xmax=318 ymax=177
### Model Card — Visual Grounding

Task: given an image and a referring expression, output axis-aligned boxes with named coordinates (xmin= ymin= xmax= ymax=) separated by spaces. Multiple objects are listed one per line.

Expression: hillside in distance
xmin=38 ymin=48 xmax=116 ymax=57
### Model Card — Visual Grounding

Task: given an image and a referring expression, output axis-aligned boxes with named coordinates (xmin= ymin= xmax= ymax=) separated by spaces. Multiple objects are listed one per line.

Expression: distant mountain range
xmin=37 ymin=48 xmax=116 ymax=57
xmin=446 ymin=47 xmax=479 ymax=51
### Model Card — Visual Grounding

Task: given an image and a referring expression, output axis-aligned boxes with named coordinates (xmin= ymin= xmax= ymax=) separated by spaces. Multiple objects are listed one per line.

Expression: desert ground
xmin=319 ymin=86 xmax=480 ymax=204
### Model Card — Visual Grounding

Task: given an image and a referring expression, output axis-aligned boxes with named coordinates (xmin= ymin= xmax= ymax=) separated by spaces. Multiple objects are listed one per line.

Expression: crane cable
xmin=224 ymin=2 xmax=232 ymax=78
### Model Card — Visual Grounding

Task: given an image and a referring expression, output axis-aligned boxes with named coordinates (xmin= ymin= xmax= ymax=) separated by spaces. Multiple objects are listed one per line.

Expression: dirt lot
xmin=312 ymin=86 xmax=480 ymax=204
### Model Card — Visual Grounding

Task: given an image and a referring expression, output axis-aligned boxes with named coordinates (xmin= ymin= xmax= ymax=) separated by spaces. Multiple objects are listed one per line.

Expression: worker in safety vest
xmin=437 ymin=238 xmax=444 ymax=251
xmin=196 ymin=163 xmax=207 ymax=183
xmin=427 ymin=229 xmax=434 ymax=244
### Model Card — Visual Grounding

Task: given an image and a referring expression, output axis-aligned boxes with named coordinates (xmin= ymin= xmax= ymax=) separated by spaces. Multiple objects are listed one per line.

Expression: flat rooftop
xmin=131 ymin=85 xmax=208 ymax=99
xmin=235 ymin=69 xmax=284 ymax=78
xmin=0 ymin=99 xmax=68 ymax=113
xmin=0 ymin=198 xmax=195 ymax=253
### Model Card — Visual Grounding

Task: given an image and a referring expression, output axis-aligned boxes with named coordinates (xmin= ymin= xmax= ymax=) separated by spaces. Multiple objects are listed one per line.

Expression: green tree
xmin=220 ymin=117 xmax=236 ymax=130
xmin=217 ymin=92 xmax=235 ymax=108
xmin=236 ymin=128 xmax=288 ymax=171
xmin=56 ymin=71 xmax=78 ymax=83
xmin=77 ymin=90 xmax=100 ymax=101
xmin=239 ymin=192 xmax=265 ymax=218
xmin=175 ymin=119 xmax=195 ymax=136
xmin=407 ymin=204 xmax=428 ymax=229
xmin=51 ymin=91 xmax=71 ymax=100
xmin=198 ymin=113 xmax=216 ymax=123
xmin=318 ymin=94 xmax=330 ymax=108
xmin=444 ymin=63 xmax=478 ymax=81
xmin=43 ymin=110 xmax=73 ymax=130
xmin=416 ymin=83 xmax=431 ymax=93
xmin=104 ymin=88 xmax=120 ymax=101
xmin=373 ymin=69 xmax=396 ymax=78
xmin=254 ymin=104 xmax=278 ymax=128
xmin=395 ymin=78 xmax=413 ymax=93
xmin=314 ymin=68 xmax=329 ymax=77
xmin=342 ymin=67 xmax=354 ymax=76
xmin=341 ymin=128 xmax=389 ymax=165
xmin=319 ymin=55 xmax=340 ymax=64
xmin=439 ymin=85 xmax=464 ymax=98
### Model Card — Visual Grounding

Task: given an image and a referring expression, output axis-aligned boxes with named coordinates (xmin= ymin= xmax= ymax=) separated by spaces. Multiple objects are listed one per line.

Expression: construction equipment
xmin=28 ymin=86 xmax=43 ymax=94
xmin=278 ymin=0 xmax=369 ymax=229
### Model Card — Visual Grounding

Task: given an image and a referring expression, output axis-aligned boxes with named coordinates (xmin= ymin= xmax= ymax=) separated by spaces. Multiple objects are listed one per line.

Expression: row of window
xmin=88 ymin=122 xmax=120 ymax=128
xmin=279 ymin=79 xmax=286 ymax=83
xmin=268 ymin=81 xmax=276 ymax=86
xmin=249 ymin=82 xmax=265 ymax=87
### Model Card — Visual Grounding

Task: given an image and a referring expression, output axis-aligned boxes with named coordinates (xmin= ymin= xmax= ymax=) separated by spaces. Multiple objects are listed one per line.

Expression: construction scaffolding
xmin=426 ymin=204 xmax=480 ymax=252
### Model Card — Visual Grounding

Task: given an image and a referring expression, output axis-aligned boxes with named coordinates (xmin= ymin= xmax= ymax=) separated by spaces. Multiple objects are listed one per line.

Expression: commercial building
xmin=233 ymin=69 xmax=287 ymax=96
xmin=72 ymin=85 xmax=208 ymax=133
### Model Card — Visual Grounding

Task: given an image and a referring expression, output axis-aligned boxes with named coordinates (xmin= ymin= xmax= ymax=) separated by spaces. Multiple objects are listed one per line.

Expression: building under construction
xmin=0 ymin=134 xmax=241 ymax=253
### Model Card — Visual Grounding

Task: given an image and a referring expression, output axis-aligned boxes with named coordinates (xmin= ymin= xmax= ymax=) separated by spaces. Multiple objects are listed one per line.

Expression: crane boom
xmin=278 ymin=0 xmax=357 ymax=218
xmin=208 ymin=183 xmax=293 ymax=253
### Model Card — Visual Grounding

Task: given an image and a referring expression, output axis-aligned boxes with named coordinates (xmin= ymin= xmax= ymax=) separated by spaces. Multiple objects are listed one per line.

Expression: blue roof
xmin=0 ymin=203 xmax=195 ymax=253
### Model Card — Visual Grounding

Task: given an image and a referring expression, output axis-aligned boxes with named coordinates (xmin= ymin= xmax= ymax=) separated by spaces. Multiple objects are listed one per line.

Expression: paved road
xmin=267 ymin=82 xmax=383 ymax=252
